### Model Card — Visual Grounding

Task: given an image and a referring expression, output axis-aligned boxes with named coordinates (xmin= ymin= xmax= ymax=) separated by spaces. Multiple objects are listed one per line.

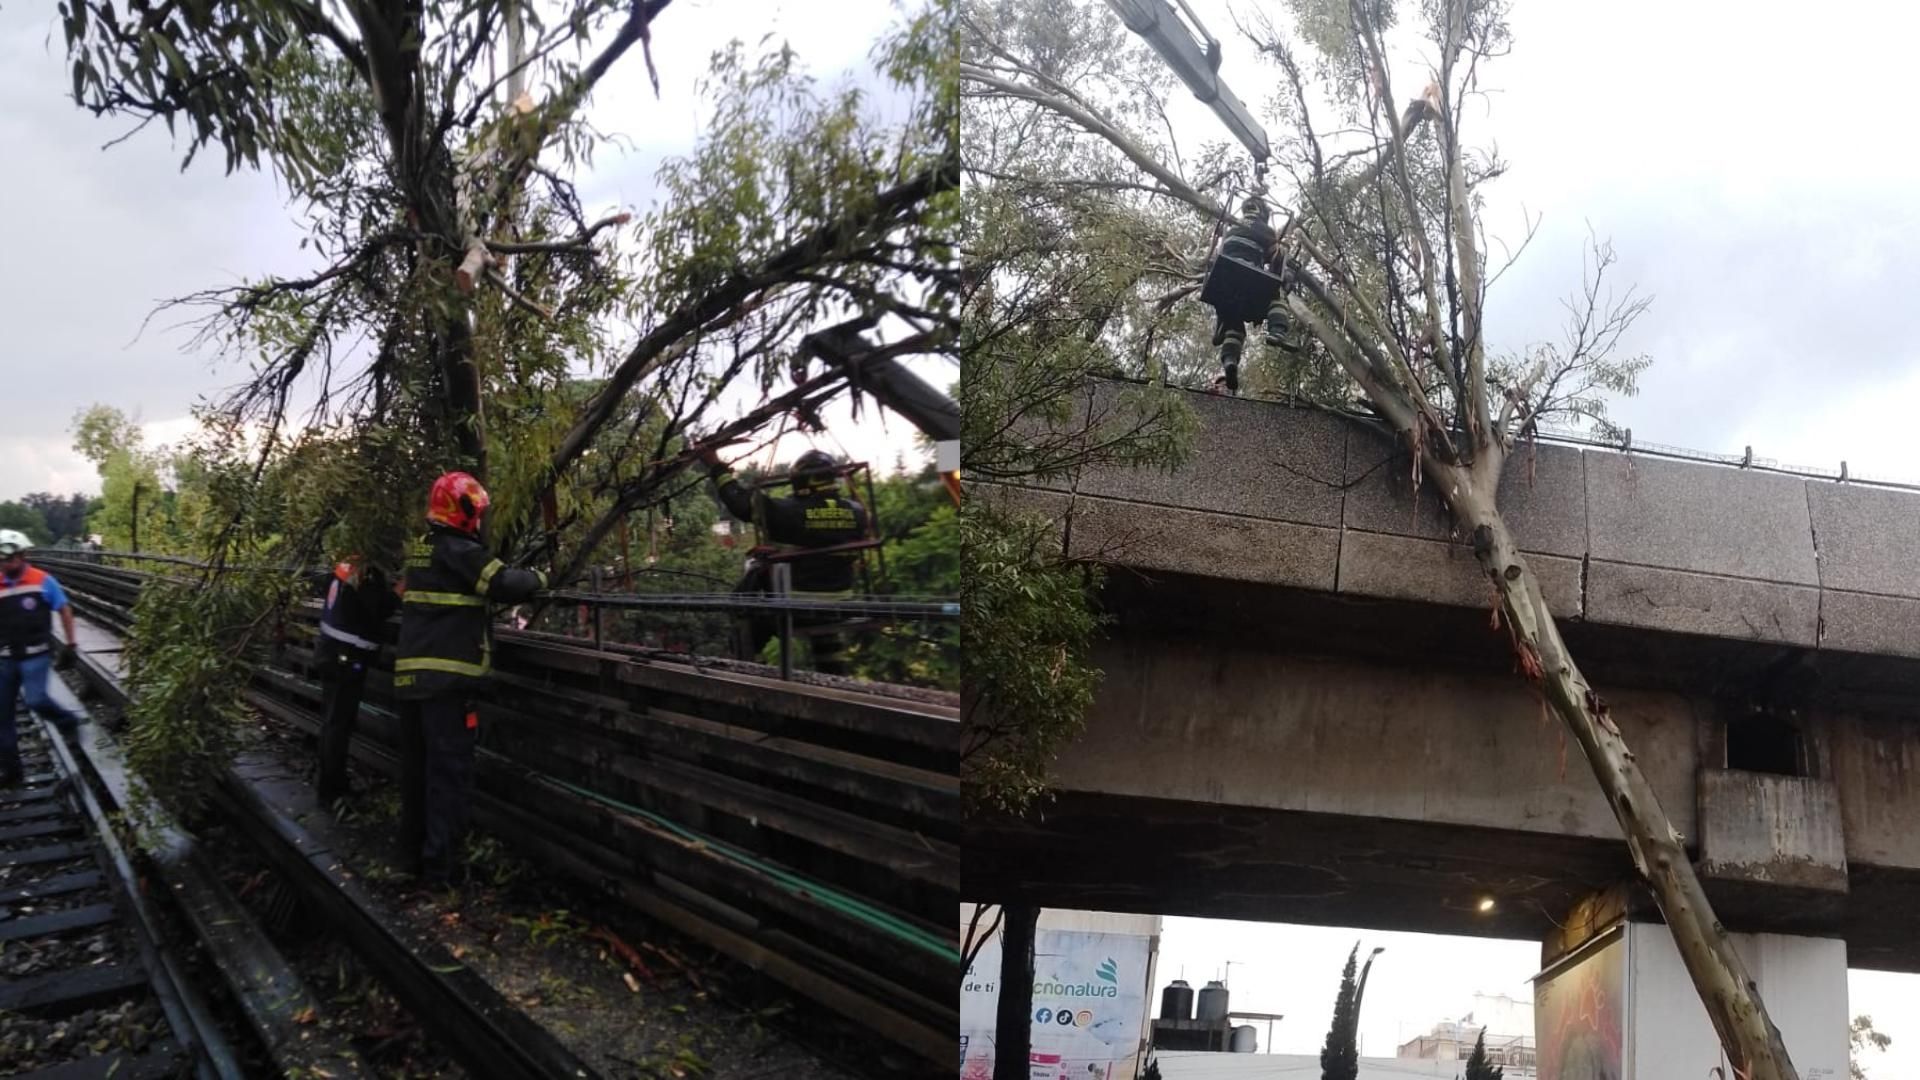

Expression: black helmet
xmin=791 ymin=449 xmax=839 ymax=490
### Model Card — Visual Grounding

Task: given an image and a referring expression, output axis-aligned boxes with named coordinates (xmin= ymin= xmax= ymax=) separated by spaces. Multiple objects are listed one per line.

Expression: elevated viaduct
xmin=968 ymin=382 xmax=1920 ymax=977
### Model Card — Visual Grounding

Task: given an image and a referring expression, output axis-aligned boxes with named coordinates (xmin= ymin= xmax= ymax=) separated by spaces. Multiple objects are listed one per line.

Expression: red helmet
xmin=427 ymin=472 xmax=490 ymax=534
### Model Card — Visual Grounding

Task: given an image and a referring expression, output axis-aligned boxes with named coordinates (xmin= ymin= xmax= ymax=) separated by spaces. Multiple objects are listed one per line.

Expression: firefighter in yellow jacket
xmin=393 ymin=472 xmax=546 ymax=883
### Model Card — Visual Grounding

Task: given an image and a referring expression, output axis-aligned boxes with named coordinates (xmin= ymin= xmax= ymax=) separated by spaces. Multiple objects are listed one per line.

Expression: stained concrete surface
xmin=1002 ymin=382 xmax=1920 ymax=663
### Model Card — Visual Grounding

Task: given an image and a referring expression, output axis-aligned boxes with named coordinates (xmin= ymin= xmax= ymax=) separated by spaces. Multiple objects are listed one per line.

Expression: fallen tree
xmin=961 ymin=0 xmax=1797 ymax=1075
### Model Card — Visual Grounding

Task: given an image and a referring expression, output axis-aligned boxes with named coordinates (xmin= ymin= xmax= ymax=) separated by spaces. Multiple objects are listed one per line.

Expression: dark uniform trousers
xmin=315 ymin=649 xmax=368 ymax=803
xmin=314 ymin=568 xmax=396 ymax=805
xmin=733 ymin=565 xmax=852 ymax=676
xmin=398 ymin=697 xmax=475 ymax=871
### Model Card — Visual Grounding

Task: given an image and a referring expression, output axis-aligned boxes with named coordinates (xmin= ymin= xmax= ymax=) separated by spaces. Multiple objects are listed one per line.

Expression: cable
xmin=538 ymin=774 xmax=958 ymax=965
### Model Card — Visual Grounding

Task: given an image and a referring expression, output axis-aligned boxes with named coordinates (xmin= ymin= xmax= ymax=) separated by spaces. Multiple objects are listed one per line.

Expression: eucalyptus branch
xmin=487 ymin=212 xmax=633 ymax=254
xmin=1350 ymin=1 xmax=1455 ymax=408
xmin=478 ymin=0 xmax=671 ymax=234
xmin=961 ymin=62 xmax=1220 ymax=219
xmin=519 ymin=162 xmax=951 ymax=533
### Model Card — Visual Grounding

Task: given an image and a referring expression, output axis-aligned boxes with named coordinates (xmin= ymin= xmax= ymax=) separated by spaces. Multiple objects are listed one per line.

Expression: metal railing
xmin=37 ymin=551 xmax=960 ymax=683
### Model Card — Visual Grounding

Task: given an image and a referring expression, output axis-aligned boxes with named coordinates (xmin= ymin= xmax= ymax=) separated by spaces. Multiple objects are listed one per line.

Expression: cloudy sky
xmin=1131 ymin=0 xmax=1920 ymax=486
xmin=1139 ymin=0 xmax=1920 ymax=1069
xmin=0 ymin=0 xmax=944 ymax=502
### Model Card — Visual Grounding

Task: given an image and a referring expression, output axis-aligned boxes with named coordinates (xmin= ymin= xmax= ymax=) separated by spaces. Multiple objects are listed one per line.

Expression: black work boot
xmin=1264 ymin=308 xmax=1290 ymax=347
xmin=1221 ymin=340 xmax=1242 ymax=396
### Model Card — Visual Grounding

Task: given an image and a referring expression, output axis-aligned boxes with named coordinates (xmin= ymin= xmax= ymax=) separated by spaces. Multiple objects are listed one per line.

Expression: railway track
xmin=1 ymin=714 xmax=239 ymax=1079
xmin=38 ymin=553 xmax=960 ymax=1067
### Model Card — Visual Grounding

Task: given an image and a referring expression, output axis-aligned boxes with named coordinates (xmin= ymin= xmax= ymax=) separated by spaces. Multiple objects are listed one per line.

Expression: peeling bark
xmin=1442 ymin=464 xmax=1798 ymax=1080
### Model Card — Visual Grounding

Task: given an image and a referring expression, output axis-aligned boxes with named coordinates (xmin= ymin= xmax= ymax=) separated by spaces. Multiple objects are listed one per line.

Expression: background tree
xmin=21 ymin=493 xmax=101 ymax=543
xmin=844 ymin=465 xmax=960 ymax=688
xmin=1319 ymin=945 xmax=1359 ymax=1080
xmin=0 ymin=504 xmax=52 ymax=545
xmin=1464 ymin=1029 xmax=1504 ymax=1080
xmin=70 ymin=405 xmax=184 ymax=553
xmin=961 ymin=1 xmax=1795 ymax=1073
xmin=1850 ymin=1015 xmax=1891 ymax=1079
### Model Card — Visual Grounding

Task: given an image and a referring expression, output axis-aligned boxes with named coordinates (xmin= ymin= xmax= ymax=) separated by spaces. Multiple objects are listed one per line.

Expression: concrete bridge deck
xmin=997 ymin=382 xmax=1920 ymax=677
xmin=969 ymin=384 xmax=1920 ymax=970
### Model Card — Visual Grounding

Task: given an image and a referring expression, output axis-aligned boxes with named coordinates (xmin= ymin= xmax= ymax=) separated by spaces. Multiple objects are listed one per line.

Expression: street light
xmin=1352 ymin=946 xmax=1387 ymax=1056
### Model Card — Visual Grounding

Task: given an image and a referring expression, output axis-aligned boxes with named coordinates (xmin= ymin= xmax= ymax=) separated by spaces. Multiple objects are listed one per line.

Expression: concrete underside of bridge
xmin=966 ymin=791 xmax=1920 ymax=971
xmin=965 ymin=568 xmax=1920 ymax=972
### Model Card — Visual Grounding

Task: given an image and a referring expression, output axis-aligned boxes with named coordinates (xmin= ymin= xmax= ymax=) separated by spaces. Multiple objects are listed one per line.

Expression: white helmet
xmin=0 ymin=530 xmax=31 ymax=556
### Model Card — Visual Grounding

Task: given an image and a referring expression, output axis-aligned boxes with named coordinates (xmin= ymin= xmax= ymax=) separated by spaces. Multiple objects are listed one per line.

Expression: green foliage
xmin=121 ymin=569 xmax=288 ymax=819
xmin=849 ymin=476 xmax=959 ymax=687
xmin=0 ymin=504 xmax=52 ymax=544
xmin=960 ymin=500 xmax=1103 ymax=812
xmin=1851 ymin=1014 xmax=1891 ymax=1079
xmin=1464 ymin=1030 xmax=1504 ymax=1080
xmin=70 ymin=405 xmax=188 ymax=554
xmin=1319 ymin=946 xmax=1360 ymax=1080
xmin=959 ymin=0 xmax=1204 ymax=804
xmin=20 ymin=493 xmax=98 ymax=542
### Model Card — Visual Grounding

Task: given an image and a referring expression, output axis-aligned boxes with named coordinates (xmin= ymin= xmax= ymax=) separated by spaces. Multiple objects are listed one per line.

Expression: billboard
xmin=960 ymin=925 xmax=1153 ymax=1080
xmin=1535 ymin=930 xmax=1625 ymax=1080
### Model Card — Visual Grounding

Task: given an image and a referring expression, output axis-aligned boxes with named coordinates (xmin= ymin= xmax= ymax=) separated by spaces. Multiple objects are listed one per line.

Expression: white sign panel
xmin=961 ymin=926 xmax=1151 ymax=1080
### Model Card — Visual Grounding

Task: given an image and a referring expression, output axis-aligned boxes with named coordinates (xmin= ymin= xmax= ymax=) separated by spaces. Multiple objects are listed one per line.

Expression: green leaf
xmin=149 ymin=30 xmax=191 ymax=84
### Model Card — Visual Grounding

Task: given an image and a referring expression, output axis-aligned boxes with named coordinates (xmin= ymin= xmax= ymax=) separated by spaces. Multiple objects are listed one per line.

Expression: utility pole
xmin=993 ymin=904 xmax=1038 ymax=1080
xmin=129 ymin=481 xmax=141 ymax=554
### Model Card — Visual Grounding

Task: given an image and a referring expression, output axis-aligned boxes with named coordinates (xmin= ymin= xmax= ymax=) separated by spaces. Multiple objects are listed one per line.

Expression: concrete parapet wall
xmin=999 ymin=383 xmax=1920 ymax=660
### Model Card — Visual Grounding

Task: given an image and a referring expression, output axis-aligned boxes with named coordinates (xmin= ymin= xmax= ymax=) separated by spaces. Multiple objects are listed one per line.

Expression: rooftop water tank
xmin=1160 ymin=980 xmax=1194 ymax=1021
xmin=1230 ymin=1025 xmax=1258 ymax=1053
xmin=1197 ymin=979 xmax=1230 ymax=1022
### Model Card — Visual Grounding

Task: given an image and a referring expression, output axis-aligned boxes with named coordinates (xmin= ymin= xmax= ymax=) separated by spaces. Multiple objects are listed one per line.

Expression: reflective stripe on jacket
xmin=714 ymin=473 xmax=869 ymax=592
xmin=393 ymin=526 xmax=546 ymax=699
xmin=320 ymin=563 xmax=398 ymax=658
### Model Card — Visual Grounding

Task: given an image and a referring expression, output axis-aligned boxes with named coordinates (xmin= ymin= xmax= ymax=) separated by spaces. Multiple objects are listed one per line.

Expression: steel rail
xmin=58 ymin=617 xmax=606 ymax=1080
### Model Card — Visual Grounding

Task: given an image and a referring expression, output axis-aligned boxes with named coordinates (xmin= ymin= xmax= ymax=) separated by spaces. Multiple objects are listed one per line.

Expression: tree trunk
xmin=994 ymin=903 xmax=1037 ymax=1080
xmin=1445 ymin=465 xmax=1799 ymax=1080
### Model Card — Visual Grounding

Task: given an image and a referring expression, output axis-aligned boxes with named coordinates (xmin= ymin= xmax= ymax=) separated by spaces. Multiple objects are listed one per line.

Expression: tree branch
xmin=515 ymin=161 xmax=951 ymax=539
xmin=960 ymin=62 xmax=1220 ymax=219
xmin=1350 ymin=2 xmax=1454 ymax=417
xmin=487 ymin=212 xmax=632 ymax=254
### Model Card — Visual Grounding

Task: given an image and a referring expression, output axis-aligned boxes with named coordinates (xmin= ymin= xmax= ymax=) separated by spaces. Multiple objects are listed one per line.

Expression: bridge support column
xmin=1536 ymin=890 xmax=1849 ymax=1079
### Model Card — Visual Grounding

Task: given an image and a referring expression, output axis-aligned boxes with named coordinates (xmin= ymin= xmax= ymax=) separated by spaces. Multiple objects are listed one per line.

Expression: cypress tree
xmin=1319 ymin=945 xmax=1360 ymax=1080
xmin=1464 ymin=1030 xmax=1506 ymax=1080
